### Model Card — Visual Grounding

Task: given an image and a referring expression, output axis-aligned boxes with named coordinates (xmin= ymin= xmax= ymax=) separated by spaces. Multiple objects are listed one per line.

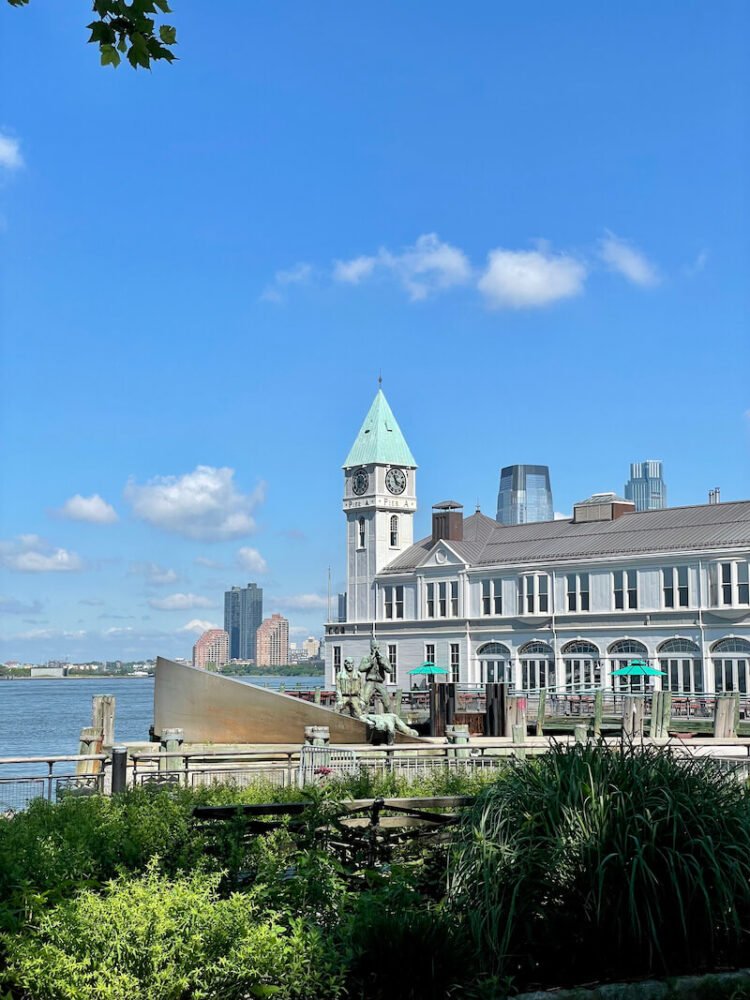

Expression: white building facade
xmin=325 ymin=391 xmax=750 ymax=695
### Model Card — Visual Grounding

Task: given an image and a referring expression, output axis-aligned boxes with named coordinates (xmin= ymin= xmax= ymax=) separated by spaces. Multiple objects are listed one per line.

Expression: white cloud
xmin=274 ymin=593 xmax=329 ymax=610
xmin=194 ymin=556 xmax=225 ymax=570
xmin=0 ymin=535 xmax=83 ymax=573
xmin=236 ymin=547 xmax=268 ymax=574
xmin=125 ymin=465 xmax=265 ymax=541
xmin=478 ymin=246 xmax=587 ymax=308
xmin=178 ymin=618 xmax=219 ymax=635
xmin=685 ymin=250 xmax=708 ymax=277
xmin=554 ymin=512 xmax=571 ymax=520
xmin=334 ymin=233 xmax=471 ymax=301
xmin=0 ymin=132 xmax=23 ymax=170
xmin=333 ymin=255 xmax=377 ymax=284
xmin=58 ymin=493 xmax=118 ymax=524
xmin=130 ymin=561 xmax=179 ymax=585
xmin=261 ymin=262 xmax=313 ymax=302
xmin=149 ymin=593 xmax=216 ymax=611
xmin=598 ymin=232 xmax=660 ymax=287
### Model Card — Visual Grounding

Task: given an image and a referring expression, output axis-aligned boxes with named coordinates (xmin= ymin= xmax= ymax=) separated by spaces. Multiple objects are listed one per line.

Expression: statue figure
xmin=335 ymin=657 xmax=364 ymax=718
xmin=359 ymin=638 xmax=393 ymax=713
xmin=361 ymin=712 xmax=419 ymax=745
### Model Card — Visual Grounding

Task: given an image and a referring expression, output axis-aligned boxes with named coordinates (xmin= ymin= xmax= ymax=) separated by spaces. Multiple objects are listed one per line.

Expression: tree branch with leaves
xmin=7 ymin=0 xmax=178 ymax=69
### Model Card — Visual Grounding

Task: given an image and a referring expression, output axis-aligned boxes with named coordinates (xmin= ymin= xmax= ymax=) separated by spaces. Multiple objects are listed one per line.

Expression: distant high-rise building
xmin=302 ymin=636 xmax=321 ymax=660
xmin=224 ymin=583 xmax=263 ymax=661
xmin=496 ymin=465 xmax=554 ymax=524
xmin=256 ymin=613 xmax=290 ymax=667
xmin=624 ymin=460 xmax=666 ymax=512
xmin=193 ymin=628 xmax=229 ymax=670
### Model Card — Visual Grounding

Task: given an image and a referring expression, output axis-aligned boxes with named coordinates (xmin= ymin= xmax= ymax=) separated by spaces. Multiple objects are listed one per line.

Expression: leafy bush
xmin=340 ymin=871 xmax=473 ymax=1000
xmin=0 ymin=789 xmax=209 ymax=932
xmin=1 ymin=864 xmax=344 ymax=1000
xmin=449 ymin=742 xmax=750 ymax=989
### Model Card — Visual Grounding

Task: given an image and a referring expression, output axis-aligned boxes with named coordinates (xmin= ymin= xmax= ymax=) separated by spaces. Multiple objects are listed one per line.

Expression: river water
xmin=0 ymin=675 xmax=324 ymax=760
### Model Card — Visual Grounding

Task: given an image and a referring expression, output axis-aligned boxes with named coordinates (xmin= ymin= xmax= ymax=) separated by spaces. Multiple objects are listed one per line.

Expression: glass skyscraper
xmin=496 ymin=465 xmax=554 ymax=524
xmin=224 ymin=583 xmax=263 ymax=661
xmin=624 ymin=460 xmax=666 ymax=512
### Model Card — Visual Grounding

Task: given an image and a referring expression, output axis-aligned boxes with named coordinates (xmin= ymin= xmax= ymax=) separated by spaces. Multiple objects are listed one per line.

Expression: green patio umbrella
xmin=610 ymin=659 xmax=665 ymax=677
xmin=408 ymin=662 xmax=449 ymax=675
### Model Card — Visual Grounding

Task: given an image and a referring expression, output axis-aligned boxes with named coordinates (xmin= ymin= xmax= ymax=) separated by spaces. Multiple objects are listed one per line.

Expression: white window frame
xmin=662 ymin=566 xmax=690 ymax=609
xmin=388 ymin=644 xmax=398 ymax=675
xmin=710 ymin=561 xmax=750 ymax=608
xmin=389 ymin=515 xmax=399 ymax=548
xmin=613 ymin=569 xmax=638 ymax=610
xmin=481 ymin=578 xmax=503 ymax=616
xmin=449 ymin=642 xmax=460 ymax=683
xmin=383 ymin=585 xmax=404 ymax=620
xmin=566 ymin=573 xmax=590 ymax=612
xmin=425 ymin=642 xmax=435 ymax=665
xmin=518 ymin=574 xmax=550 ymax=615
xmin=357 ymin=517 xmax=366 ymax=550
xmin=426 ymin=580 xmax=458 ymax=618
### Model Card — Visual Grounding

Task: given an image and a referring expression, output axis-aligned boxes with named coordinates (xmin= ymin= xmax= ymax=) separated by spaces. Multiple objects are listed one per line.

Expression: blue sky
xmin=1 ymin=1 xmax=748 ymax=663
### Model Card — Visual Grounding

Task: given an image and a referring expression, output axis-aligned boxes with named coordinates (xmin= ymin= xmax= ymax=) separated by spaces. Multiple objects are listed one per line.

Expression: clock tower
xmin=342 ymin=388 xmax=417 ymax=623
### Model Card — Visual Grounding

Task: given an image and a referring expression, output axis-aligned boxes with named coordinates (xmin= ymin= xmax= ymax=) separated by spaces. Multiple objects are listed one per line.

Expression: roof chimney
xmin=573 ymin=492 xmax=635 ymax=524
xmin=432 ymin=501 xmax=464 ymax=544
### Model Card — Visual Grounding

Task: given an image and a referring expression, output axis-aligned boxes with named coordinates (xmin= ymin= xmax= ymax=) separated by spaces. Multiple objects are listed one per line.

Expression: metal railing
xmin=0 ymin=754 xmax=107 ymax=814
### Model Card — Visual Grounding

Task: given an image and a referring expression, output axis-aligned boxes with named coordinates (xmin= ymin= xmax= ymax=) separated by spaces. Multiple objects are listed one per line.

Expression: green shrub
xmin=340 ymin=874 xmax=473 ymax=1000
xmin=1 ymin=864 xmax=344 ymax=1000
xmin=449 ymin=742 xmax=750 ymax=989
xmin=0 ymin=789 xmax=211 ymax=932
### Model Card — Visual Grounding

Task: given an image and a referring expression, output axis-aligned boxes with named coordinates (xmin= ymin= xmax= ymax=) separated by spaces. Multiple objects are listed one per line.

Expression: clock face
xmin=385 ymin=467 xmax=407 ymax=495
xmin=352 ymin=468 xmax=369 ymax=496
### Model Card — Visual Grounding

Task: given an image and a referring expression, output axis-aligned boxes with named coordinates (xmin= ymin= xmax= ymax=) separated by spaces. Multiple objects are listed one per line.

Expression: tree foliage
xmin=7 ymin=0 xmax=178 ymax=70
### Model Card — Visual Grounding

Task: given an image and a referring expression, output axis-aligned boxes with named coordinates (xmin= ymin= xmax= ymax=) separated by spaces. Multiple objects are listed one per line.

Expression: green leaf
xmin=158 ymin=24 xmax=176 ymax=45
xmin=154 ymin=0 xmax=172 ymax=11
xmin=100 ymin=44 xmax=121 ymax=68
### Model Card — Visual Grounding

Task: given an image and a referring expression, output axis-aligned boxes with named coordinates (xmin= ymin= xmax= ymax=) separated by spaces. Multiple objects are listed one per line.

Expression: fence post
xmin=92 ymin=694 xmax=115 ymax=746
xmin=111 ymin=745 xmax=128 ymax=794
xmin=593 ymin=689 xmax=604 ymax=736
xmin=574 ymin=724 xmax=587 ymax=744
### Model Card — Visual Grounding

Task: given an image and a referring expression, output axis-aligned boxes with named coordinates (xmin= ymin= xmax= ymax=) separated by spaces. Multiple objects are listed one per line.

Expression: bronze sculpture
xmin=358 ymin=638 xmax=393 ymax=713
xmin=335 ymin=657 xmax=364 ymax=718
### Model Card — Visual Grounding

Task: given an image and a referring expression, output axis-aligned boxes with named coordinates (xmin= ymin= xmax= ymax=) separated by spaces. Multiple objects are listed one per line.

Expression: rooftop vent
xmin=432 ymin=501 xmax=463 ymax=544
xmin=573 ymin=492 xmax=635 ymax=524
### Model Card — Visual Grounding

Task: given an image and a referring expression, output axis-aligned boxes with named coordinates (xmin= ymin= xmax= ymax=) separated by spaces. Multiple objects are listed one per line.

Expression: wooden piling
xmin=593 ymin=689 xmax=603 ymax=736
xmin=622 ymin=696 xmax=644 ymax=739
xmin=76 ymin=726 xmax=103 ymax=775
xmin=512 ymin=722 xmax=526 ymax=760
xmin=714 ymin=695 xmax=738 ymax=739
xmin=92 ymin=694 xmax=115 ymax=746
xmin=535 ymin=688 xmax=547 ymax=737
xmin=574 ymin=723 xmax=587 ymax=744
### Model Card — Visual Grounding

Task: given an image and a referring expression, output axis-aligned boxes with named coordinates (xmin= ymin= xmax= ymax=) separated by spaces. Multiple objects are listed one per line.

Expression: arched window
xmin=357 ymin=517 xmax=366 ymax=549
xmin=561 ymin=640 xmax=600 ymax=692
xmin=712 ymin=638 xmax=750 ymax=654
xmin=609 ymin=639 xmax=648 ymax=656
xmin=389 ymin=514 xmax=399 ymax=548
xmin=658 ymin=638 xmax=700 ymax=654
xmin=561 ymin=640 xmax=600 ymax=656
xmin=519 ymin=640 xmax=554 ymax=691
xmin=518 ymin=640 xmax=553 ymax=656
xmin=609 ymin=639 xmax=650 ymax=693
xmin=476 ymin=642 xmax=511 ymax=685
xmin=712 ymin=637 xmax=750 ymax=694
xmin=658 ymin=638 xmax=702 ymax=694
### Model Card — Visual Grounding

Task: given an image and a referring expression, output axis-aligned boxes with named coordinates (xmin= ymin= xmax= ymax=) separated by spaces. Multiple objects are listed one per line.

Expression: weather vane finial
xmin=378 ymin=370 xmax=382 ymax=388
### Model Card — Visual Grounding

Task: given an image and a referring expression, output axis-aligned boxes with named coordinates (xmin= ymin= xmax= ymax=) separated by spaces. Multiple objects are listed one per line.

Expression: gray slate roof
xmin=380 ymin=501 xmax=750 ymax=574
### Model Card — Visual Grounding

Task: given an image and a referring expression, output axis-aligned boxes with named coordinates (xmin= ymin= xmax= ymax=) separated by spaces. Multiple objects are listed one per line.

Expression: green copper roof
xmin=343 ymin=389 xmax=417 ymax=469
